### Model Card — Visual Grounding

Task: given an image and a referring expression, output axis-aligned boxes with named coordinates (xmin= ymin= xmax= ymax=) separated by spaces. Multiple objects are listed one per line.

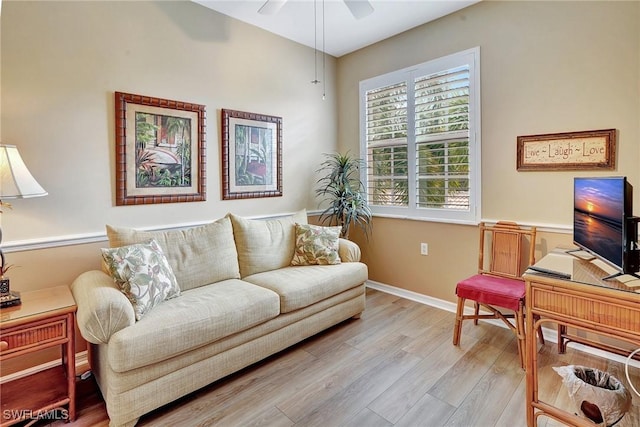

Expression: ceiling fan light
xmin=344 ymin=0 xmax=374 ymax=20
xmin=258 ymin=0 xmax=287 ymax=15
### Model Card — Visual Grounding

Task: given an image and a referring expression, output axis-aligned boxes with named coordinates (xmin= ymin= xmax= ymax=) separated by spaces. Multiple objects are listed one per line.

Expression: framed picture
xmin=114 ymin=92 xmax=206 ymax=205
xmin=517 ymin=128 xmax=616 ymax=171
xmin=221 ymin=109 xmax=282 ymax=200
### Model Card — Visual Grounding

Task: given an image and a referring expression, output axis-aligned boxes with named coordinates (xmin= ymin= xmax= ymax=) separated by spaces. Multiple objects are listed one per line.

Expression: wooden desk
xmin=524 ymin=248 xmax=640 ymax=426
xmin=0 ymin=286 xmax=77 ymax=425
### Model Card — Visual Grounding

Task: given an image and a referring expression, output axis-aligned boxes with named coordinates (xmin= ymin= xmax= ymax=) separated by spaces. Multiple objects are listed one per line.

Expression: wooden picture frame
xmin=516 ymin=129 xmax=616 ymax=171
xmin=221 ymin=109 xmax=282 ymax=200
xmin=114 ymin=92 xmax=206 ymax=205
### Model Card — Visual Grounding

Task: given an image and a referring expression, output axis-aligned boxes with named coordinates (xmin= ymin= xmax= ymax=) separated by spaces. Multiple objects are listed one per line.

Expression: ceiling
xmin=192 ymin=0 xmax=481 ymax=57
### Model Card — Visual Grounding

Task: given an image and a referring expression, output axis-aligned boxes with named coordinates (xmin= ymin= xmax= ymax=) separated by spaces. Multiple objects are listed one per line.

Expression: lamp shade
xmin=0 ymin=145 xmax=48 ymax=199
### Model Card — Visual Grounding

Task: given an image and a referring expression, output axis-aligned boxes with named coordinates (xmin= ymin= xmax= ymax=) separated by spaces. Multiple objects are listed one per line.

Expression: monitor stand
xmin=566 ymin=247 xmax=640 ymax=281
xmin=565 ymin=248 xmax=596 ymax=262
xmin=602 ymin=271 xmax=640 ymax=281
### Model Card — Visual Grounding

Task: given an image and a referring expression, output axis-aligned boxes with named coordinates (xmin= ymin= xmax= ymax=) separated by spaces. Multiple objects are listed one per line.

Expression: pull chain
xmin=311 ymin=0 xmax=320 ymax=85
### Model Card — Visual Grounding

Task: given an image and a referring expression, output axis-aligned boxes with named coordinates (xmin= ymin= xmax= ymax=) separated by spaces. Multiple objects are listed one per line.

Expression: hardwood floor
xmin=32 ymin=288 xmax=640 ymax=426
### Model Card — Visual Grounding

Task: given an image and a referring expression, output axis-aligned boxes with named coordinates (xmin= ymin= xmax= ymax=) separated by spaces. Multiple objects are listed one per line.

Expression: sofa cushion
xmin=244 ymin=262 xmax=368 ymax=313
xmin=291 ymin=223 xmax=341 ymax=266
xmin=106 ymin=216 xmax=240 ymax=291
xmin=229 ymin=210 xmax=308 ymax=277
xmin=107 ymin=279 xmax=280 ymax=372
xmin=101 ymin=239 xmax=181 ymax=321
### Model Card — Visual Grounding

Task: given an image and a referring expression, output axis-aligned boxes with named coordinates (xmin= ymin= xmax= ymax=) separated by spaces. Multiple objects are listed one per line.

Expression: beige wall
xmin=1 ymin=1 xmax=639 ymax=371
xmin=1 ymin=0 xmax=338 ymax=292
xmin=340 ymin=1 xmax=640 ymax=302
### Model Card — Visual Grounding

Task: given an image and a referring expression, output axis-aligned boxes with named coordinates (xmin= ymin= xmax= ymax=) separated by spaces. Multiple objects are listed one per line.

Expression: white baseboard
xmin=365 ymin=280 xmax=640 ymax=368
xmin=0 ymin=350 xmax=89 ymax=385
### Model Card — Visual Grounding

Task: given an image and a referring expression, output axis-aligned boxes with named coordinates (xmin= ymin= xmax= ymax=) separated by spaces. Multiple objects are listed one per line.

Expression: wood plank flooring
xmin=33 ymin=288 xmax=640 ymax=426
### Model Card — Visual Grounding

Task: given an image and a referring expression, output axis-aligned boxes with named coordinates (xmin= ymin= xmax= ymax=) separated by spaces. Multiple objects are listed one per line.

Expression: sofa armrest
xmin=70 ymin=270 xmax=135 ymax=345
xmin=338 ymin=238 xmax=362 ymax=262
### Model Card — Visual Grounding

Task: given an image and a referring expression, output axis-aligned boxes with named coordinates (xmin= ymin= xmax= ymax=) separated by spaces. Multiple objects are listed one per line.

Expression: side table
xmin=0 ymin=286 xmax=77 ymax=425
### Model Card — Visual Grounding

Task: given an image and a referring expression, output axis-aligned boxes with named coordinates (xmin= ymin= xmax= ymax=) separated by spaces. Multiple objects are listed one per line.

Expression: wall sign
xmin=516 ymin=129 xmax=616 ymax=171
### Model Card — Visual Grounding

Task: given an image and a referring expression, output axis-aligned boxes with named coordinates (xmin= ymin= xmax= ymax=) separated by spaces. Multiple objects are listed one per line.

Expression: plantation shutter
xmin=415 ymin=65 xmax=470 ymax=210
xmin=365 ymin=81 xmax=408 ymax=207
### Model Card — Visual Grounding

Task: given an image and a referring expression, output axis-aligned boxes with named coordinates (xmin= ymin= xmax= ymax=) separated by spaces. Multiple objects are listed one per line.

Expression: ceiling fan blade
xmin=258 ymin=0 xmax=288 ymax=15
xmin=344 ymin=0 xmax=374 ymax=20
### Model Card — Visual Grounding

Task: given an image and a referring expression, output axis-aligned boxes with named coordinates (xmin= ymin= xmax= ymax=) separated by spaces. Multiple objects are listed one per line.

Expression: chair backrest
xmin=477 ymin=221 xmax=537 ymax=280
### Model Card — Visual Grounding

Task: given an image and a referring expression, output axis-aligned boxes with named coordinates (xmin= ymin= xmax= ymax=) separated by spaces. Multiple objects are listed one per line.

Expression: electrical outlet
xmin=420 ymin=243 xmax=428 ymax=255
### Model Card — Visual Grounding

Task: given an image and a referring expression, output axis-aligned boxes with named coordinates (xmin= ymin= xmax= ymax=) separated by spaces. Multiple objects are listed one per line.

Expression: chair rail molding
xmin=3 ymin=210 xmax=326 ymax=253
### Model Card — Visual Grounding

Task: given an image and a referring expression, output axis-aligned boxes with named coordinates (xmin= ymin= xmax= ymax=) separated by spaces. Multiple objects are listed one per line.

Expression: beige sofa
xmin=71 ymin=211 xmax=367 ymax=427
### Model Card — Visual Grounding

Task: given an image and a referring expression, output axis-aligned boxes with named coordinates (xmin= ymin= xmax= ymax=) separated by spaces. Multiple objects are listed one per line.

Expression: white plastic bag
xmin=553 ymin=365 xmax=632 ymax=426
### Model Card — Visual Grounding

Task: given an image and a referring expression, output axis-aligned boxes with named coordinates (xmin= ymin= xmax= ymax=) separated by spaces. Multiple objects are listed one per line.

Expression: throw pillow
xmin=229 ymin=209 xmax=308 ymax=277
xmin=291 ymin=223 xmax=342 ymax=266
xmin=101 ymin=239 xmax=181 ymax=321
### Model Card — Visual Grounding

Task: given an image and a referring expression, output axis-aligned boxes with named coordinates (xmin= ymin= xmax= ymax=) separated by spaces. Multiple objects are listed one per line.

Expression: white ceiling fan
xmin=258 ymin=0 xmax=374 ymax=20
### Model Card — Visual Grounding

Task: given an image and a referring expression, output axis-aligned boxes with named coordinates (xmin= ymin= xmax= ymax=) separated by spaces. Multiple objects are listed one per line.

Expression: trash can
xmin=553 ymin=365 xmax=632 ymax=426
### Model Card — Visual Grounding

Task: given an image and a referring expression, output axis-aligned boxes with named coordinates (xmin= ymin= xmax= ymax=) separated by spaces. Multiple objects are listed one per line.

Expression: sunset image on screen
xmin=573 ymin=177 xmax=625 ymax=268
xmin=574 ymin=178 xmax=624 ymax=223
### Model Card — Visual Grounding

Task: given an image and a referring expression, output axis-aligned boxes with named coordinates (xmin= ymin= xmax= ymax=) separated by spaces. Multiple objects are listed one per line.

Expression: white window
xmin=359 ymin=47 xmax=481 ymax=224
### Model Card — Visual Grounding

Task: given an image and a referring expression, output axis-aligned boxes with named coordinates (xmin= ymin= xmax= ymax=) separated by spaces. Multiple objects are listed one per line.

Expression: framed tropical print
xmin=114 ymin=92 xmax=206 ymax=206
xmin=221 ymin=109 xmax=282 ymax=200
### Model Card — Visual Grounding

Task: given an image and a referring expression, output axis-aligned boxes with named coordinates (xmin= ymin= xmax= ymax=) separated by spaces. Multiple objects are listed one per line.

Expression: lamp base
xmin=0 ymin=291 xmax=21 ymax=308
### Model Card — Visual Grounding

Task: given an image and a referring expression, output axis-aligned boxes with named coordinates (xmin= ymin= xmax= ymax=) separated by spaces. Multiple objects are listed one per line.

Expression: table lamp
xmin=0 ymin=144 xmax=48 ymax=307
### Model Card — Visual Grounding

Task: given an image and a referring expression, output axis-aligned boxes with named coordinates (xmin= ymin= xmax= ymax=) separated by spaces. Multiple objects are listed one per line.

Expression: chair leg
xmin=473 ymin=302 xmax=480 ymax=325
xmin=453 ymin=297 xmax=465 ymax=346
xmin=515 ymin=305 xmax=526 ymax=369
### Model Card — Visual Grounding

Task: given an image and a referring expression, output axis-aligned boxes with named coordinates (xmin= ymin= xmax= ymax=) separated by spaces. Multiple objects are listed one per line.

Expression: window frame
xmin=359 ymin=47 xmax=481 ymax=224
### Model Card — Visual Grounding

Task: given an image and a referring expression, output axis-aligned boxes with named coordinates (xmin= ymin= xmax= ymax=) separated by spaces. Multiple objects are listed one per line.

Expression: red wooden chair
xmin=452 ymin=221 xmax=543 ymax=368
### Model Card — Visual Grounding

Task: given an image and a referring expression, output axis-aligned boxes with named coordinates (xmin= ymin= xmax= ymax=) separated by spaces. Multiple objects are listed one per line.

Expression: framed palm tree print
xmin=221 ymin=109 xmax=282 ymax=200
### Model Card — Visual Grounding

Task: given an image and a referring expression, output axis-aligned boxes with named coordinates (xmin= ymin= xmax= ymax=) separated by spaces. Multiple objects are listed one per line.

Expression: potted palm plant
xmin=315 ymin=152 xmax=372 ymax=239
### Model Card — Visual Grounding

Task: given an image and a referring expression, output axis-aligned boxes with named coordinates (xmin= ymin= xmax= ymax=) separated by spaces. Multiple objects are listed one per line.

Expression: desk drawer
xmin=530 ymin=285 xmax=640 ymax=337
xmin=0 ymin=316 xmax=68 ymax=356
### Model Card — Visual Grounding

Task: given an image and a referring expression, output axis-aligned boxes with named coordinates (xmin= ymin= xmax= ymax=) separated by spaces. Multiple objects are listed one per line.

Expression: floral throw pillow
xmin=291 ymin=223 xmax=342 ymax=266
xmin=101 ymin=239 xmax=180 ymax=321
